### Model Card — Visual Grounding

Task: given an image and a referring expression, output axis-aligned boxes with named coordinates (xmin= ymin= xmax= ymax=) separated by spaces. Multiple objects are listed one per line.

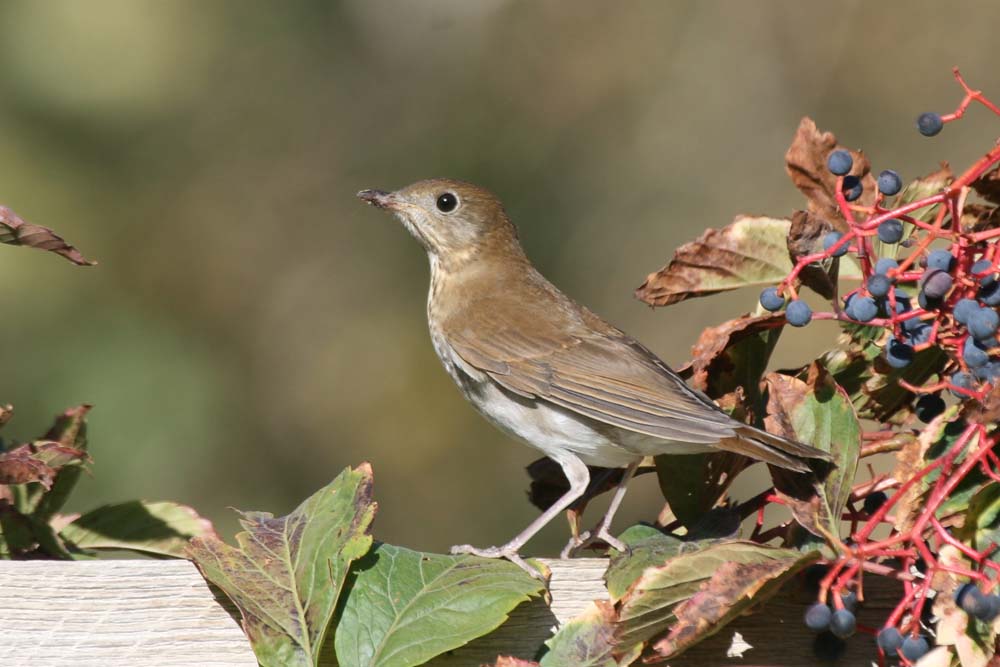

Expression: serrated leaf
xmin=188 ymin=464 xmax=376 ymax=667
xmin=635 ymin=216 xmax=794 ymax=307
xmin=0 ymin=205 xmax=95 ymax=265
xmin=539 ymin=601 xmax=639 ymax=667
xmin=615 ymin=540 xmax=816 ymax=652
xmin=61 ymin=500 xmax=216 ymax=558
xmin=0 ymin=441 xmax=88 ymax=488
xmin=764 ymin=365 xmax=860 ymax=539
xmin=605 ymin=526 xmax=687 ymax=601
xmin=333 ymin=543 xmax=544 ymax=667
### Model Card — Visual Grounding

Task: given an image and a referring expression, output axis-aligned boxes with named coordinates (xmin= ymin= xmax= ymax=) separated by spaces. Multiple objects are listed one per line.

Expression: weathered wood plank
xmin=0 ymin=558 xmax=895 ymax=666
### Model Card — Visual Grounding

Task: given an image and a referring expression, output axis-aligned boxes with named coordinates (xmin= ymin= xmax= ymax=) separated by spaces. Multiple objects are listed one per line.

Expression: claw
xmin=450 ymin=543 xmax=548 ymax=581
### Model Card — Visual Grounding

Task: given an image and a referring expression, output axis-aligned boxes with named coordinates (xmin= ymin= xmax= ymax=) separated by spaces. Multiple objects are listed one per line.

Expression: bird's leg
xmin=451 ymin=454 xmax=589 ymax=580
xmin=561 ymin=460 xmax=640 ymax=558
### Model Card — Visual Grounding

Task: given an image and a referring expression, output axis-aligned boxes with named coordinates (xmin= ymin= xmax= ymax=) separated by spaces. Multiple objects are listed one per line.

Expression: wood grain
xmin=0 ymin=558 xmax=896 ymax=666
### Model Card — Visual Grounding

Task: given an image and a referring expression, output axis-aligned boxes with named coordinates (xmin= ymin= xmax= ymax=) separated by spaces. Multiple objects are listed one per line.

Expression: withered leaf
xmin=29 ymin=405 xmax=92 ymax=521
xmin=539 ymin=601 xmax=640 ymax=667
xmin=0 ymin=206 xmax=95 ymax=266
xmin=0 ymin=441 xmax=89 ymax=488
xmin=962 ymin=203 xmax=1000 ymax=233
xmin=635 ymin=216 xmax=793 ymax=307
xmin=648 ymin=546 xmax=818 ymax=660
xmin=187 ymin=465 xmax=376 ymax=667
xmin=973 ymin=164 xmax=1000 ymax=205
xmin=784 ymin=117 xmax=876 ymax=226
xmin=787 ymin=210 xmax=839 ymax=299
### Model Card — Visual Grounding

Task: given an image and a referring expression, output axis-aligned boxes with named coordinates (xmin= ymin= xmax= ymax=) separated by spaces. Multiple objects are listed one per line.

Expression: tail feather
xmin=714 ymin=425 xmax=833 ymax=473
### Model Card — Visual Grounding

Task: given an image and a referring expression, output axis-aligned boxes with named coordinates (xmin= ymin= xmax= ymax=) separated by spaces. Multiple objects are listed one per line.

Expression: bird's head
xmin=358 ymin=179 xmax=520 ymax=264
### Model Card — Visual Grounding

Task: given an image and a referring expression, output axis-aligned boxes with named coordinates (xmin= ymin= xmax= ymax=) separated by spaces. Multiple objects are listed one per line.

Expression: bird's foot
xmin=559 ymin=527 xmax=630 ymax=559
xmin=450 ymin=543 xmax=546 ymax=581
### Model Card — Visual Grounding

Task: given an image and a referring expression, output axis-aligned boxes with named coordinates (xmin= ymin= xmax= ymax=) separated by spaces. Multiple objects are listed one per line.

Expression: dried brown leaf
xmin=784 ymin=117 xmax=876 ymax=227
xmin=679 ymin=312 xmax=784 ymax=398
xmin=635 ymin=216 xmax=793 ymax=307
xmin=0 ymin=206 xmax=95 ymax=266
xmin=0 ymin=441 xmax=89 ymax=488
xmin=787 ymin=210 xmax=839 ymax=299
xmin=973 ymin=165 xmax=1000 ymax=205
xmin=962 ymin=203 xmax=1000 ymax=233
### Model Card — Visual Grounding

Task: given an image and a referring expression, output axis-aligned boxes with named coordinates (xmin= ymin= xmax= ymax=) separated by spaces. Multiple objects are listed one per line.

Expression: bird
xmin=357 ymin=179 xmax=830 ymax=577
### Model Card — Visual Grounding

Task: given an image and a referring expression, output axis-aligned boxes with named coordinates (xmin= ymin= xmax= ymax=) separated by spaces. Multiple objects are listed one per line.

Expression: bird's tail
xmin=716 ymin=424 xmax=833 ymax=473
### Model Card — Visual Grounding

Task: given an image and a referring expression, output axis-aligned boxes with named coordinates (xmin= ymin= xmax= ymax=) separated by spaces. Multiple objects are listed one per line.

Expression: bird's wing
xmin=442 ymin=295 xmax=829 ymax=470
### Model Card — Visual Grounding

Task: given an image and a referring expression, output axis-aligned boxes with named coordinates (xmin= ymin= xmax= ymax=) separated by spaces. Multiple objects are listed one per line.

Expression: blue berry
xmin=951 ymin=371 xmax=975 ymax=397
xmin=877 ymin=170 xmax=902 ymax=196
xmin=901 ymin=635 xmax=930 ymax=661
xmin=915 ymin=394 xmax=945 ymax=422
xmin=955 ymin=298 xmax=980 ymax=325
xmin=874 ymin=257 xmax=899 ymax=275
xmin=786 ymin=300 xmax=812 ymax=327
xmin=851 ymin=296 xmax=878 ymax=322
xmin=829 ymin=609 xmax=856 ymax=638
xmin=980 ymin=594 xmax=1000 ymax=621
xmin=956 ymin=583 xmax=987 ymax=616
xmin=877 ymin=627 xmax=903 ymax=653
xmin=917 ymin=112 xmax=943 ymax=137
xmin=877 ymin=218 xmax=904 ymax=243
xmin=972 ymin=259 xmax=996 ymax=287
xmin=885 ymin=338 xmax=914 ymax=368
xmin=921 ymin=269 xmax=953 ymax=300
xmin=918 ymin=289 xmax=942 ymax=310
xmin=827 ymin=149 xmax=853 ymax=176
xmin=823 ymin=232 xmax=848 ymax=257
xmin=863 ymin=491 xmax=888 ymax=514
xmin=804 ymin=602 xmax=832 ymax=631
xmin=965 ymin=337 xmax=992 ymax=368
xmin=969 ymin=308 xmax=1000 ymax=340
xmin=927 ymin=249 xmax=956 ymax=272
xmin=867 ymin=274 xmax=892 ymax=299
xmin=973 ymin=361 xmax=1000 ymax=382
xmin=759 ymin=287 xmax=785 ymax=312
xmin=903 ymin=321 xmax=932 ymax=345
xmin=981 ymin=282 xmax=1000 ymax=307
xmin=842 ymin=175 xmax=863 ymax=202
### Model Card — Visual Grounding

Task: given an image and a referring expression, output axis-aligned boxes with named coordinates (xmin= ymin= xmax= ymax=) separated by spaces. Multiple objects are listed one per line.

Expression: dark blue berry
xmin=917 ymin=112 xmax=943 ymax=137
xmin=851 ymin=296 xmax=878 ymax=322
xmin=915 ymin=394 xmax=945 ymax=423
xmin=759 ymin=287 xmax=785 ymax=312
xmin=918 ymin=289 xmax=942 ymax=310
xmin=901 ymin=635 xmax=930 ymax=661
xmin=877 ymin=170 xmax=902 ymax=196
xmin=969 ymin=308 xmax=1000 ymax=340
xmin=827 ymin=150 xmax=853 ymax=176
xmin=874 ymin=257 xmax=899 ymax=275
xmin=951 ymin=371 xmax=975 ymax=397
xmin=921 ymin=269 xmax=953 ymax=300
xmin=786 ymin=300 xmax=812 ymax=327
xmin=885 ymin=338 xmax=914 ymax=368
xmin=973 ymin=360 xmax=1000 ymax=382
xmin=972 ymin=259 xmax=996 ymax=287
xmin=867 ymin=274 xmax=892 ymax=299
xmin=955 ymin=298 xmax=980 ymax=325
xmin=877 ymin=218 xmax=904 ymax=243
xmin=981 ymin=282 xmax=1000 ymax=307
xmin=863 ymin=491 xmax=888 ymax=514
xmin=804 ymin=602 xmax=832 ymax=631
xmin=956 ymin=583 xmax=987 ymax=615
xmin=842 ymin=175 xmax=863 ymax=202
xmin=980 ymin=594 xmax=1000 ymax=621
xmin=903 ymin=321 xmax=932 ymax=345
xmin=829 ymin=609 xmax=856 ymax=638
xmin=927 ymin=249 xmax=956 ymax=272
xmin=823 ymin=232 xmax=848 ymax=257
xmin=877 ymin=627 xmax=903 ymax=653
xmin=965 ymin=337 xmax=993 ymax=368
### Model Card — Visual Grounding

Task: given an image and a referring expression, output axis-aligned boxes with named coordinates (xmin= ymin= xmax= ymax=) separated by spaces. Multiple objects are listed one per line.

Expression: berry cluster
xmin=762 ymin=70 xmax=1000 ymax=665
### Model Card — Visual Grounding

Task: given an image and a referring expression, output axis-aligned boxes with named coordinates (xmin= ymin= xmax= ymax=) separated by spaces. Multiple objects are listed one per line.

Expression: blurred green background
xmin=0 ymin=0 xmax=997 ymax=555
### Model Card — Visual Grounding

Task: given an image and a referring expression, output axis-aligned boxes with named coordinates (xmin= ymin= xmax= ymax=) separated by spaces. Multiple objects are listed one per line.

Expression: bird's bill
xmin=357 ymin=189 xmax=398 ymax=210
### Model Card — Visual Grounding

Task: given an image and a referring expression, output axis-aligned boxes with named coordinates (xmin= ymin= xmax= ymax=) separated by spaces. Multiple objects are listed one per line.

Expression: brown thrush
xmin=358 ymin=179 xmax=829 ymax=577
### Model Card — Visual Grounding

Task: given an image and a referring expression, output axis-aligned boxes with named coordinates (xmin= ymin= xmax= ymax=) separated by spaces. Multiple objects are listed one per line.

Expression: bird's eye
xmin=436 ymin=192 xmax=458 ymax=213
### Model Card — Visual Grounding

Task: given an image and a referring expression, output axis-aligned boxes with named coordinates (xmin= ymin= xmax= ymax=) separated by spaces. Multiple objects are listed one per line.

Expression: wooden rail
xmin=0 ymin=559 xmax=895 ymax=666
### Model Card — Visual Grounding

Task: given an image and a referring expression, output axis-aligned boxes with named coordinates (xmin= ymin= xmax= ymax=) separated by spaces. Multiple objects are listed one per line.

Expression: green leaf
xmin=615 ymin=540 xmax=817 ymax=652
xmin=764 ymin=365 xmax=861 ymax=539
xmin=539 ymin=602 xmax=640 ymax=667
xmin=605 ymin=526 xmax=687 ymax=601
xmin=333 ymin=543 xmax=544 ymax=667
xmin=959 ymin=482 xmax=1000 ymax=560
xmin=187 ymin=464 xmax=376 ymax=667
xmin=61 ymin=500 xmax=215 ymax=558
xmin=635 ymin=216 xmax=794 ymax=307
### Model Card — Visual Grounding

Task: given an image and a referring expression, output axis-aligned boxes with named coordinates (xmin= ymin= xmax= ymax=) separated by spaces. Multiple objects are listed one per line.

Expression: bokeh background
xmin=0 ymin=0 xmax=997 ymax=555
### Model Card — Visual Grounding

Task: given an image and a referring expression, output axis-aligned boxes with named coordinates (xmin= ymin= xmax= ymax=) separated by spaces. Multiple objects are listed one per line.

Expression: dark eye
xmin=436 ymin=192 xmax=458 ymax=213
